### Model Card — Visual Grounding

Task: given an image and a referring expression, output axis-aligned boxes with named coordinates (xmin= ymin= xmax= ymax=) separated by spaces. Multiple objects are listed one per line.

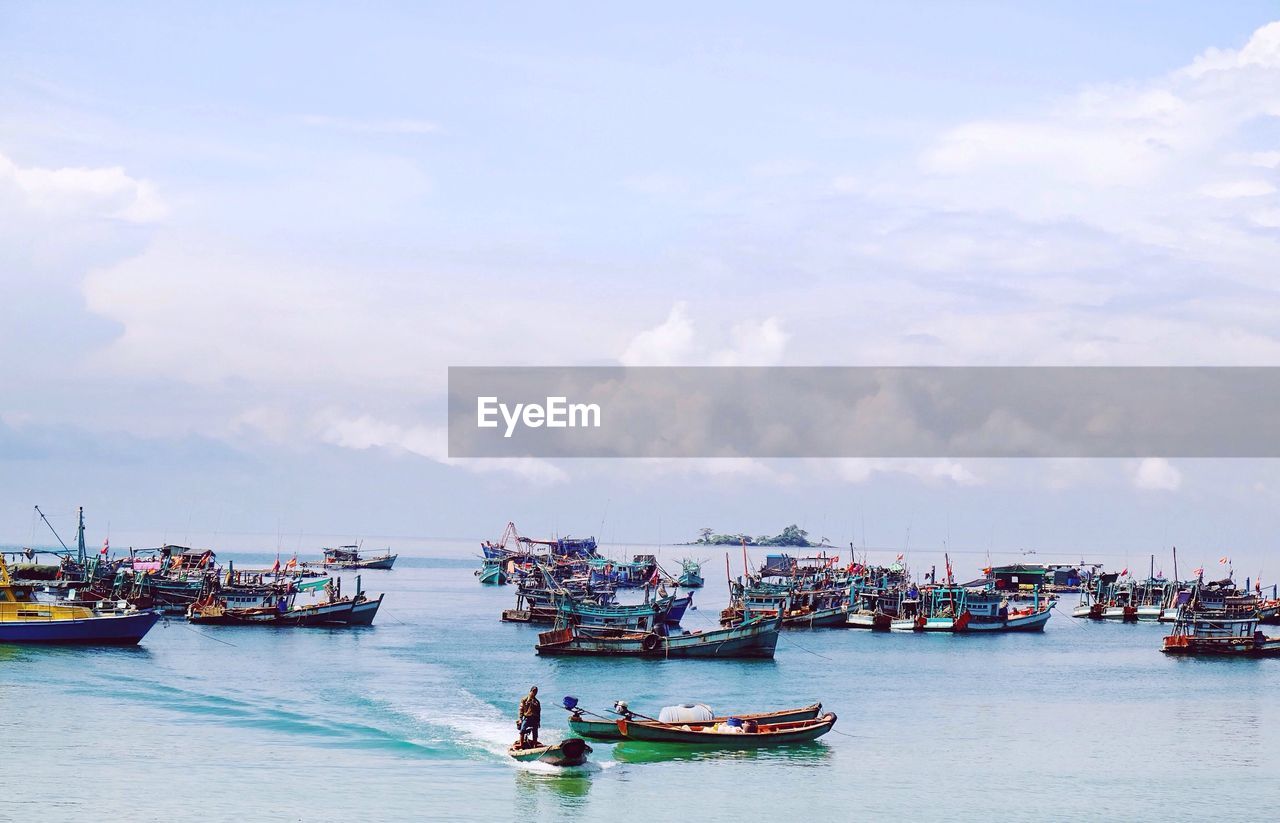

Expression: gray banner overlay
xmin=448 ymin=367 xmax=1280 ymax=458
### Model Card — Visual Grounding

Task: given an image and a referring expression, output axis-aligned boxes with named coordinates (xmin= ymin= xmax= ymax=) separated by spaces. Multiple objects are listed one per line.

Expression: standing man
xmin=516 ymin=686 xmax=541 ymax=749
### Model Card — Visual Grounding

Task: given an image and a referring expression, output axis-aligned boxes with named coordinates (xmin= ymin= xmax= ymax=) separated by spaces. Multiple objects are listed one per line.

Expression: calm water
xmin=3 ymin=541 xmax=1278 ymax=822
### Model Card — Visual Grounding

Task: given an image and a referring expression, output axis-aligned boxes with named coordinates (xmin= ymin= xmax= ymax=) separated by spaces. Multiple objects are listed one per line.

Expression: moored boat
xmin=1162 ymin=589 xmax=1280 ymax=657
xmin=535 ymin=613 xmax=782 ymax=658
xmin=322 ymin=545 xmax=397 ymax=570
xmin=676 ymin=558 xmax=705 ymax=588
xmin=0 ymin=556 xmax=160 ymax=645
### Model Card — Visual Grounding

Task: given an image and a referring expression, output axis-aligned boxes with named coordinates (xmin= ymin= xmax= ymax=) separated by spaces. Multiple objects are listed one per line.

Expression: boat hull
xmin=846 ymin=611 xmax=893 ymax=630
xmin=347 ymin=593 xmax=383 ymax=626
xmin=508 ymin=738 xmax=593 ymax=766
xmin=0 ymin=609 xmax=161 ymax=645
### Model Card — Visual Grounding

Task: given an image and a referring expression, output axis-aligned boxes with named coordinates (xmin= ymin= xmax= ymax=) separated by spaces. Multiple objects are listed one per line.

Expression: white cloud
xmin=0 ymin=151 xmax=166 ymax=224
xmin=1133 ymin=457 xmax=1182 ymax=491
xmin=620 ymin=302 xmax=698 ymax=366
xmin=620 ymin=302 xmax=789 ymax=366
xmin=833 ymin=458 xmax=983 ymax=487
xmin=316 ymin=412 xmax=568 ymax=485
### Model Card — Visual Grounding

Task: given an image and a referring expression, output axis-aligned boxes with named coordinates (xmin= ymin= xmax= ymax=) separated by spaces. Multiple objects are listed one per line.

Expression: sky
xmin=3 ymin=2 xmax=1280 ymax=575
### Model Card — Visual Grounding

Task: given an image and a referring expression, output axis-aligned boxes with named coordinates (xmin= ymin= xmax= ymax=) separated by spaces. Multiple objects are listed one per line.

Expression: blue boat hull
xmin=0 ymin=610 xmax=161 ymax=645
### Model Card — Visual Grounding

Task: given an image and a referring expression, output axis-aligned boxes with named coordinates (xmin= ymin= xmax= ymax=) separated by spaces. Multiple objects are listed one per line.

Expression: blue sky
xmin=3 ymin=3 xmax=1280 ymax=575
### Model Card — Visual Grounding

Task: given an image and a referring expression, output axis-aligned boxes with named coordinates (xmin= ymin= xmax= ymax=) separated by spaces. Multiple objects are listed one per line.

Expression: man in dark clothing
xmin=516 ymin=686 xmax=541 ymax=748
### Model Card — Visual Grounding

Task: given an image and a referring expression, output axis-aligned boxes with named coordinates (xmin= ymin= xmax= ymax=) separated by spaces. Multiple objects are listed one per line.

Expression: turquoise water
xmin=3 ymin=541 xmax=1279 ymax=822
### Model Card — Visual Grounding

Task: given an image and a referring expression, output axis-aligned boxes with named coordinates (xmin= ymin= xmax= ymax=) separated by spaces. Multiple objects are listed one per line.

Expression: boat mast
xmin=77 ymin=507 xmax=86 ymax=565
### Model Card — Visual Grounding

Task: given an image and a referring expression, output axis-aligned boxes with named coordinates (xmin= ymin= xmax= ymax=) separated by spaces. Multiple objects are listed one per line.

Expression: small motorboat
xmin=507 ymin=737 xmax=593 ymax=767
xmin=610 ymin=712 xmax=838 ymax=747
xmin=565 ymin=697 xmax=823 ymax=741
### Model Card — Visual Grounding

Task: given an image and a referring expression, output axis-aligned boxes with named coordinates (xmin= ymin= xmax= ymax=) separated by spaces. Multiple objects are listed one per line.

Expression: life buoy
xmin=641 ymin=633 xmax=662 ymax=652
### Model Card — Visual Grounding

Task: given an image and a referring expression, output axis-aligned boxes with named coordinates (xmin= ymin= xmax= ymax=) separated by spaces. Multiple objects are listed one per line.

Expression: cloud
xmin=620 ymin=302 xmax=789 ymax=366
xmin=0 ymin=151 xmax=166 ymax=224
xmin=1133 ymin=457 xmax=1182 ymax=491
xmin=316 ymin=412 xmax=568 ymax=485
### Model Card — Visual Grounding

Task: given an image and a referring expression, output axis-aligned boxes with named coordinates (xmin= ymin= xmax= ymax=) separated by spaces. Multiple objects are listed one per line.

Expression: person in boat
xmin=516 ymin=686 xmax=541 ymax=749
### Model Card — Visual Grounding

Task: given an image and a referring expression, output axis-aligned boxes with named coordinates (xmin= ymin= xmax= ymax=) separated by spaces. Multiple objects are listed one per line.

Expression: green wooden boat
xmin=610 ymin=713 xmax=837 ymax=747
xmin=568 ymin=702 xmax=823 ymax=741
xmin=507 ymin=737 xmax=593 ymax=766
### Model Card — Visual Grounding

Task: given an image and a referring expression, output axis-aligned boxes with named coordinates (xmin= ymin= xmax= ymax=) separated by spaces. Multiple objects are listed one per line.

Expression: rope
xmin=778 ymin=631 xmax=835 ymax=661
xmin=179 ymin=623 xmax=239 ymax=647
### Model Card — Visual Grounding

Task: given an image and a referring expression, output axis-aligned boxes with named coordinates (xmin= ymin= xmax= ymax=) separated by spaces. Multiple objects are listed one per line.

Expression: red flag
xmin=285 ymin=555 xmax=297 ymax=571
xmin=271 ymin=555 xmax=281 ymax=574
xmin=1120 ymin=568 xmax=1128 ymax=577
xmin=648 ymin=567 xmax=660 ymax=586
xmin=100 ymin=537 xmax=109 ymax=556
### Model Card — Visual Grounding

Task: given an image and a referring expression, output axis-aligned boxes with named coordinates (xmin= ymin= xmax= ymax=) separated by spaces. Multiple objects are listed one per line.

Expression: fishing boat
xmin=507 ymin=738 xmax=593 ymax=767
xmin=0 ymin=556 xmax=161 ymax=645
xmin=535 ymin=613 xmax=782 ymax=658
xmin=1162 ymin=590 xmax=1280 ymax=657
xmin=322 ymin=545 xmax=397 ymax=570
xmin=477 ymin=558 xmax=507 ymax=585
xmin=608 ymin=713 xmax=838 ymax=746
xmin=558 ymin=591 xmax=691 ymax=631
xmin=565 ymin=699 xmax=823 ymax=741
xmin=676 ymin=559 xmax=705 ymax=588
xmin=187 ymin=576 xmax=381 ymax=626
xmin=892 ymin=582 xmax=1051 ymax=633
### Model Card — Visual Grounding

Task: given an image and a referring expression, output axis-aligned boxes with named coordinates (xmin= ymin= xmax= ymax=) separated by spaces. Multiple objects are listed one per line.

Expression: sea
xmin=2 ymin=539 xmax=1278 ymax=822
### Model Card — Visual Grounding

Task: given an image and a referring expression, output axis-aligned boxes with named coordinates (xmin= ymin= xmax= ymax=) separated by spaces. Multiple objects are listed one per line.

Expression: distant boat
xmin=535 ymin=613 xmax=781 ymax=658
xmin=507 ymin=738 xmax=592 ymax=767
xmin=0 ymin=556 xmax=160 ymax=645
xmin=477 ymin=558 xmax=507 ymax=585
xmin=676 ymin=559 xmax=705 ymax=588
xmin=322 ymin=545 xmax=397 ymax=570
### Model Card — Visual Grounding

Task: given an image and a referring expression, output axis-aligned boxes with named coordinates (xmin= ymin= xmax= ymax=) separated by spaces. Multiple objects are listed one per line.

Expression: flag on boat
xmin=896 ymin=553 xmax=904 ymax=562
xmin=271 ymin=555 xmax=281 ymax=574
xmin=647 ymin=567 xmax=660 ymax=586
xmin=1192 ymin=567 xmax=1204 ymax=577
xmin=1120 ymin=568 xmax=1129 ymax=577
xmin=101 ymin=537 xmax=109 ymax=556
xmin=285 ymin=555 xmax=298 ymax=571
xmin=1219 ymin=556 xmax=1231 ymax=565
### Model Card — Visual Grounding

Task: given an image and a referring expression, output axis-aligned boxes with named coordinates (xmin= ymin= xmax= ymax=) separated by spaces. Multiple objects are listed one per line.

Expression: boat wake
xmin=402 ymin=685 xmax=614 ymax=771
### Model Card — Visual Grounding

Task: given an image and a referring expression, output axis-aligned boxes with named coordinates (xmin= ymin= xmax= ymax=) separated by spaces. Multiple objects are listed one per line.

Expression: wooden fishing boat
xmin=609 ymin=713 xmax=837 ymax=746
xmin=507 ymin=737 xmax=593 ymax=766
xmin=0 ymin=556 xmax=161 ymax=645
xmin=567 ymin=702 xmax=823 ymax=741
xmin=676 ymin=559 xmax=705 ymax=588
xmin=535 ymin=614 xmax=782 ymax=658
xmin=477 ymin=558 xmax=507 ymax=585
xmin=322 ymin=545 xmax=397 ymax=570
xmin=187 ymin=576 xmax=382 ymax=626
xmin=1162 ymin=591 xmax=1280 ymax=657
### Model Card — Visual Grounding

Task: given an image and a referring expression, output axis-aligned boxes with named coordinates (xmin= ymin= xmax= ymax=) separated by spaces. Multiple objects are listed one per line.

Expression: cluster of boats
xmin=0 ymin=507 xmax=391 ymax=644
